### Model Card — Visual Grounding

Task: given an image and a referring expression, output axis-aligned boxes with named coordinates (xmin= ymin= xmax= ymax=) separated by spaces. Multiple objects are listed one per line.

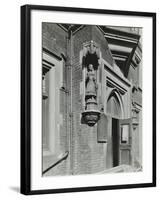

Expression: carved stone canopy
xmin=82 ymin=52 xmax=99 ymax=70
xmin=82 ymin=41 xmax=100 ymax=70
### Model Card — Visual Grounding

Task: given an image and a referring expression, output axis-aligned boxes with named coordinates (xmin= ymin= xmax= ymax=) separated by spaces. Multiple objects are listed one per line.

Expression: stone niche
xmin=81 ymin=41 xmax=102 ymax=126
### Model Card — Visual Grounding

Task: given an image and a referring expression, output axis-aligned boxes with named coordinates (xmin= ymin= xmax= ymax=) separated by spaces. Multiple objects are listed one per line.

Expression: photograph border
xmin=20 ymin=4 xmax=156 ymax=195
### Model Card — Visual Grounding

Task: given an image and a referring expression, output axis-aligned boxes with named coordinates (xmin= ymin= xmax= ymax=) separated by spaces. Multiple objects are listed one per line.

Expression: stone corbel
xmin=132 ymin=44 xmax=142 ymax=68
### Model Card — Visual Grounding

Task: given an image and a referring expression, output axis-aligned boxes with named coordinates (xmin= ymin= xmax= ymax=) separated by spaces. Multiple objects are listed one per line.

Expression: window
xmin=120 ymin=124 xmax=129 ymax=144
xmin=42 ymin=49 xmax=64 ymax=156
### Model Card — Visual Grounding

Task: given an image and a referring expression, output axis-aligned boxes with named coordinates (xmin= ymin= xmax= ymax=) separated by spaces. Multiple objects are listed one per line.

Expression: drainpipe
xmin=67 ymin=28 xmax=73 ymax=175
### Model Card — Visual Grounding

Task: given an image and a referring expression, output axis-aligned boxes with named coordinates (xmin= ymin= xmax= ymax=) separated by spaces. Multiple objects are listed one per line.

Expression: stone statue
xmin=85 ymin=64 xmax=97 ymax=97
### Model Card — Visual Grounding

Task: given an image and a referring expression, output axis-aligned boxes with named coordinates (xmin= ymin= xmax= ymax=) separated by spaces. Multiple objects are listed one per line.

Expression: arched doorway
xmin=106 ymin=90 xmax=123 ymax=167
xmin=106 ymin=91 xmax=123 ymax=119
xmin=105 ymin=90 xmax=132 ymax=168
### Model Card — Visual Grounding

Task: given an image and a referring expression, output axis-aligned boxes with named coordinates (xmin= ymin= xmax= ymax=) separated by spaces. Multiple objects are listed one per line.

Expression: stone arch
xmin=106 ymin=89 xmax=124 ymax=119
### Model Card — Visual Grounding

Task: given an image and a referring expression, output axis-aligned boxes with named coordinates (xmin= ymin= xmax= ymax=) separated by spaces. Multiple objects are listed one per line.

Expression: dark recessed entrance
xmin=112 ymin=118 xmax=119 ymax=167
xmin=107 ymin=91 xmax=122 ymax=167
xmin=106 ymin=90 xmax=132 ymax=169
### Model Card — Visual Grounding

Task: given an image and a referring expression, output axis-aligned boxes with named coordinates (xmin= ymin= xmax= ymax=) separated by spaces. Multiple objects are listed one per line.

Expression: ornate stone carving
xmin=85 ymin=64 xmax=97 ymax=97
xmin=82 ymin=41 xmax=100 ymax=70
xmin=81 ymin=41 xmax=101 ymax=126
xmin=132 ymin=43 xmax=142 ymax=68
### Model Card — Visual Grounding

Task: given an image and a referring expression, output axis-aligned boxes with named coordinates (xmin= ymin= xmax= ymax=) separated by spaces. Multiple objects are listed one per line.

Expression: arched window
xmin=107 ymin=92 xmax=122 ymax=119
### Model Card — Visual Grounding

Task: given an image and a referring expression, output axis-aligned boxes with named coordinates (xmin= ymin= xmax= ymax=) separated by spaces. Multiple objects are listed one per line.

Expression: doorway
xmin=112 ymin=118 xmax=119 ymax=167
xmin=111 ymin=118 xmax=132 ymax=167
xmin=107 ymin=91 xmax=122 ymax=168
xmin=106 ymin=90 xmax=132 ymax=168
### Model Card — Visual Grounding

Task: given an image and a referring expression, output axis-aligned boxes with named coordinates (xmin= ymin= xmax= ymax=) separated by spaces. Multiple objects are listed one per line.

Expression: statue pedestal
xmin=82 ymin=110 xmax=101 ymax=126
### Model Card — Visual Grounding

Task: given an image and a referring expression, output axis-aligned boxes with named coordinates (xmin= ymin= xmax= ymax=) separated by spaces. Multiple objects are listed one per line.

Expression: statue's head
xmin=88 ymin=64 xmax=94 ymax=71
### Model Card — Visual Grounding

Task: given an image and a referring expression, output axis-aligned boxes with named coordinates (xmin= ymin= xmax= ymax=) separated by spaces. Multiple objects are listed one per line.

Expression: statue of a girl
xmin=85 ymin=64 xmax=97 ymax=97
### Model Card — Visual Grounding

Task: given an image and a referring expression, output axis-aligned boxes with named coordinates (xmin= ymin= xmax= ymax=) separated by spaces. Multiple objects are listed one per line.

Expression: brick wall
xmin=71 ymin=25 xmax=111 ymax=174
xmin=92 ymin=26 xmax=114 ymax=66
xmin=42 ymin=23 xmax=67 ymax=57
xmin=42 ymin=23 xmax=70 ymax=176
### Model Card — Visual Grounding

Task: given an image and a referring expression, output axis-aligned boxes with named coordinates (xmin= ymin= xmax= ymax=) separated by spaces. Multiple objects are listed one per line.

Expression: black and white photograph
xmin=42 ymin=23 xmax=143 ymax=176
xmin=0 ymin=0 xmax=159 ymax=199
xmin=20 ymin=5 xmax=156 ymax=195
